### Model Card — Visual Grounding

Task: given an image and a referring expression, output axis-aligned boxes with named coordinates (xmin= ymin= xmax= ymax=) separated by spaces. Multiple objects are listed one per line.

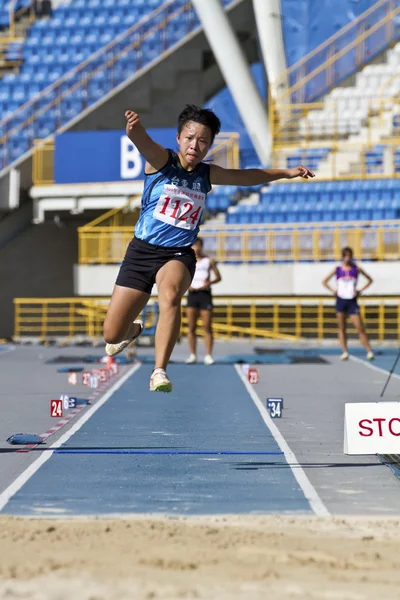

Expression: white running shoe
xmin=185 ymin=354 xmax=197 ymax=364
xmin=340 ymin=352 xmax=349 ymax=361
xmin=367 ymin=351 xmax=375 ymax=361
xmin=150 ymin=369 xmax=172 ymax=393
xmin=105 ymin=320 xmax=144 ymax=357
xmin=204 ymin=354 xmax=215 ymax=366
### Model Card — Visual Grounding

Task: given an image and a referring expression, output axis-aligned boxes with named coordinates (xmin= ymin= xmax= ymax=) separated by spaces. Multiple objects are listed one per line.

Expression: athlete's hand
xmin=125 ymin=110 xmax=140 ymax=131
xmin=286 ymin=166 xmax=315 ymax=179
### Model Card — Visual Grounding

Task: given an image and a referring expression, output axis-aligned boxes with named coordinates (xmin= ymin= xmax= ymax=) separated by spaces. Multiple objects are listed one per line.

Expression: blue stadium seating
xmin=0 ymin=0 xmax=232 ymax=169
xmin=286 ymin=148 xmax=330 ymax=170
xmin=226 ymin=179 xmax=400 ymax=225
xmin=361 ymin=144 xmax=400 ymax=175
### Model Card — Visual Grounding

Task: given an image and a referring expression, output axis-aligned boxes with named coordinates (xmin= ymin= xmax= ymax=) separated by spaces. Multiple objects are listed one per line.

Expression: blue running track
xmin=1 ymin=364 xmax=313 ymax=516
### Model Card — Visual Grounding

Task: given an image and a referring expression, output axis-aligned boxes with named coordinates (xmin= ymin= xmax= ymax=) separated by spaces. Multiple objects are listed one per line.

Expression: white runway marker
xmin=350 ymin=354 xmax=400 ymax=383
xmin=0 ymin=363 xmax=141 ymax=512
xmin=234 ymin=364 xmax=330 ymax=517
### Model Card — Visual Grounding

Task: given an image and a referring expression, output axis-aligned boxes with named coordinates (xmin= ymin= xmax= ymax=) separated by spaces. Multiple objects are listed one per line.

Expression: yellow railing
xmin=0 ymin=36 xmax=23 ymax=67
xmin=271 ymin=99 xmax=400 ymax=147
xmin=270 ymin=93 xmax=400 ymax=179
xmin=32 ymin=132 xmax=239 ymax=186
xmin=13 ymin=296 xmax=400 ymax=342
xmin=207 ymin=132 xmax=240 ymax=169
xmin=78 ymin=221 xmax=400 ymax=264
xmin=13 ymin=297 xmax=157 ymax=340
xmin=201 ymin=223 xmax=400 ymax=263
xmin=8 ymin=0 xmax=36 ymax=38
xmin=272 ymin=0 xmax=399 ymax=104
xmin=32 ymin=140 xmax=54 ymax=185
xmin=78 ymin=199 xmax=141 ymax=264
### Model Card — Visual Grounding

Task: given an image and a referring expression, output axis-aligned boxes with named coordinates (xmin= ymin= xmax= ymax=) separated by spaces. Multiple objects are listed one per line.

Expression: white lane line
xmin=234 ymin=365 xmax=330 ymax=517
xmin=349 ymin=354 xmax=400 ymax=382
xmin=0 ymin=363 xmax=141 ymax=512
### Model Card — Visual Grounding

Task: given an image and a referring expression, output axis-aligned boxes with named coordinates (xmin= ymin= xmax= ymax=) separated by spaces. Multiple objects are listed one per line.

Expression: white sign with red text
xmin=344 ymin=402 xmax=400 ymax=454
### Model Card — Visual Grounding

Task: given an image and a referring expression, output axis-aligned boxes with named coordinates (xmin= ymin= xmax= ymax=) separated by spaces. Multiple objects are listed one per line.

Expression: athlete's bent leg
xmin=350 ymin=313 xmax=373 ymax=355
xmin=103 ymin=285 xmax=150 ymax=343
xmin=155 ymin=260 xmax=192 ymax=371
xmin=186 ymin=306 xmax=199 ymax=361
xmin=200 ymin=308 xmax=214 ymax=363
xmin=336 ymin=312 xmax=348 ymax=358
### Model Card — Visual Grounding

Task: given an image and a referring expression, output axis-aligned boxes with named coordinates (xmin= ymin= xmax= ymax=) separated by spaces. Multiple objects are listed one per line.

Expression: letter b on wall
xmin=120 ymin=136 xmax=143 ymax=179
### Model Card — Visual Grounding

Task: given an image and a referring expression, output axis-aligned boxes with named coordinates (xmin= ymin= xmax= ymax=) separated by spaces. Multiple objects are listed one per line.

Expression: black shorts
xmin=336 ymin=297 xmax=360 ymax=315
xmin=116 ymin=237 xmax=196 ymax=294
xmin=187 ymin=289 xmax=213 ymax=310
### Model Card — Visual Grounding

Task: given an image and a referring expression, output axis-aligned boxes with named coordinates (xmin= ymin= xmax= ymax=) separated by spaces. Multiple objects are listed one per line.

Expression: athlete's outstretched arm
xmin=322 ymin=269 xmax=337 ymax=295
xmin=357 ymin=267 xmax=373 ymax=294
xmin=210 ymin=165 xmax=315 ymax=186
xmin=125 ymin=110 xmax=169 ymax=173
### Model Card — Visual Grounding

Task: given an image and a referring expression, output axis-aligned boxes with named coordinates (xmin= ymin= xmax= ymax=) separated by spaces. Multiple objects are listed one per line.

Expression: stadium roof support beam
xmin=252 ymin=0 xmax=289 ymax=102
xmin=192 ymin=0 xmax=271 ymax=165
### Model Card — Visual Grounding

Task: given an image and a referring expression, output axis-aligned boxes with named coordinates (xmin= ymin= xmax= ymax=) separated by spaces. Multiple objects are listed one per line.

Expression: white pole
xmin=252 ymin=0 xmax=289 ymax=102
xmin=9 ymin=168 xmax=20 ymax=210
xmin=192 ymin=0 xmax=271 ymax=165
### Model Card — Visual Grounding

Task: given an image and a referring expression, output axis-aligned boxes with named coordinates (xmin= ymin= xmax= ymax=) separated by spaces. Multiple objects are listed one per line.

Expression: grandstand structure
xmin=0 ymin=0 xmax=400 ymax=341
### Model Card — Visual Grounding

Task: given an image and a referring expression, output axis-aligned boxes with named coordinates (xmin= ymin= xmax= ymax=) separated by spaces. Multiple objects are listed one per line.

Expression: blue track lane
xmin=2 ymin=365 xmax=311 ymax=516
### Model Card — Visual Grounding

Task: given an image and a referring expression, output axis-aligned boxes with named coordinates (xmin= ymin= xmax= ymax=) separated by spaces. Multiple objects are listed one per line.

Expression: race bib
xmin=153 ymin=183 xmax=205 ymax=230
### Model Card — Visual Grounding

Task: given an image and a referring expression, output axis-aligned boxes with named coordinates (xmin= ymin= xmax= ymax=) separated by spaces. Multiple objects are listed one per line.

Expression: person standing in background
xmin=322 ymin=246 xmax=374 ymax=361
xmin=185 ymin=237 xmax=221 ymax=365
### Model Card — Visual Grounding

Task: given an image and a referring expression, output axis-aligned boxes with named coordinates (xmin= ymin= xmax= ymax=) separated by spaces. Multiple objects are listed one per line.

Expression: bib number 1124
xmin=159 ymin=197 xmax=201 ymax=225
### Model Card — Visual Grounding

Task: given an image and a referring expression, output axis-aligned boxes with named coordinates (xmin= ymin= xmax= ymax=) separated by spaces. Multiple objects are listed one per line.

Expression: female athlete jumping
xmin=322 ymin=246 xmax=374 ymax=361
xmin=103 ymin=104 xmax=315 ymax=392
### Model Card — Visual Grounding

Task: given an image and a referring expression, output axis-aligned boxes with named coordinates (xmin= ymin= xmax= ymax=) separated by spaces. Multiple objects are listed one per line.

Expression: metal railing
xmin=270 ymin=92 xmax=400 ymax=179
xmin=8 ymin=0 xmax=36 ymax=38
xmin=0 ymin=36 xmax=23 ymax=67
xmin=78 ymin=199 xmax=141 ymax=264
xmin=13 ymin=297 xmax=158 ymax=339
xmin=78 ymin=220 xmax=400 ymax=264
xmin=207 ymin=132 xmax=240 ymax=170
xmin=0 ymin=0 xmax=234 ymax=171
xmin=32 ymin=140 xmax=54 ymax=185
xmin=32 ymin=132 xmax=239 ymax=186
xmin=271 ymin=0 xmax=399 ymax=104
xmin=13 ymin=296 xmax=400 ymax=341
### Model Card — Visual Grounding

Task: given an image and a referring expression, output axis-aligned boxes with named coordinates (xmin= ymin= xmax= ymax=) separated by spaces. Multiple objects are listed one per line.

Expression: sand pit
xmin=1 ymin=516 xmax=400 ymax=599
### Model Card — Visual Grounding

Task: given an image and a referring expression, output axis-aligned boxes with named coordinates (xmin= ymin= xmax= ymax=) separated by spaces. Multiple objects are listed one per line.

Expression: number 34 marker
xmin=266 ymin=398 xmax=284 ymax=419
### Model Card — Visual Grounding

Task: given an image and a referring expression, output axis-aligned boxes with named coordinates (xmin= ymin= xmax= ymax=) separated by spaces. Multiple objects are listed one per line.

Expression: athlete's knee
xmin=188 ymin=324 xmax=197 ymax=335
xmin=103 ymin=322 xmax=123 ymax=344
xmin=203 ymin=323 xmax=212 ymax=335
xmin=159 ymin=287 xmax=182 ymax=309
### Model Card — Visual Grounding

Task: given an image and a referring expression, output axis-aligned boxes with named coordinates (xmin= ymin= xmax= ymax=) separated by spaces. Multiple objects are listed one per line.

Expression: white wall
xmin=75 ymin=262 xmax=400 ymax=297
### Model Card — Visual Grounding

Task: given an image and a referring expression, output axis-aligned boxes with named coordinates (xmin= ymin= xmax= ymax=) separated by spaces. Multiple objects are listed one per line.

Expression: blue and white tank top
xmin=336 ymin=264 xmax=358 ymax=299
xmin=134 ymin=149 xmax=212 ymax=247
